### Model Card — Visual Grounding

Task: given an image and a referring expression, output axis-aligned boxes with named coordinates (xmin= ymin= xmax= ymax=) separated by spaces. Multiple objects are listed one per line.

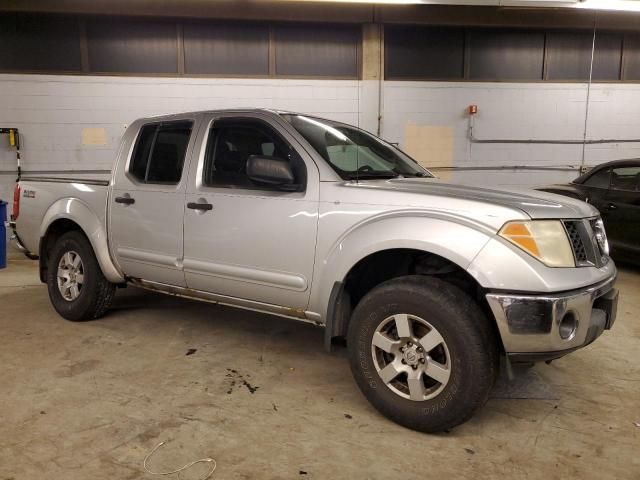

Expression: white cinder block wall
xmin=382 ymin=82 xmax=640 ymax=186
xmin=2 ymin=73 xmax=640 ymax=212
xmin=0 ymin=74 xmax=372 ymax=210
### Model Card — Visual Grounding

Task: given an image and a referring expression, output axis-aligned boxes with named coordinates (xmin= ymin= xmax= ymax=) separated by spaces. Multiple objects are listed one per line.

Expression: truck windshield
xmin=282 ymin=114 xmax=432 ymax=180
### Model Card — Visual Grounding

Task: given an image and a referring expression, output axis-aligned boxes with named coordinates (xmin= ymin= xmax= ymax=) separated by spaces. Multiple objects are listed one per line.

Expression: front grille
xmin=564 ymin=221 xmax=588 ymax=263
xmin=562 ymin=218 xmax=609 ymax=268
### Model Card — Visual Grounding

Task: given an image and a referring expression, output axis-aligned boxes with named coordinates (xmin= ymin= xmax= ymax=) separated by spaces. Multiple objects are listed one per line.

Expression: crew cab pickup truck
xmin=10 ymin=109 xmax=618 ymax=433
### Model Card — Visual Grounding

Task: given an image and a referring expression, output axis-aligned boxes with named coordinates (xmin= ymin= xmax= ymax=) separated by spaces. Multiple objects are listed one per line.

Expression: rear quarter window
xmin=582 ymin=168 xmax=611 ymax=189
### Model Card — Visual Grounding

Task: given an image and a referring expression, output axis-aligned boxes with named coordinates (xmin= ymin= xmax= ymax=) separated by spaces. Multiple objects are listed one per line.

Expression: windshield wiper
xmin=347 ymin=172 xmax=399 ymax=180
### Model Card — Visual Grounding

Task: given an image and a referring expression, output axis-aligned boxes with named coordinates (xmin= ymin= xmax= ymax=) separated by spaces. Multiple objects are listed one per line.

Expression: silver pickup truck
xmin=10 ymin=109 xmax=618 ymax=433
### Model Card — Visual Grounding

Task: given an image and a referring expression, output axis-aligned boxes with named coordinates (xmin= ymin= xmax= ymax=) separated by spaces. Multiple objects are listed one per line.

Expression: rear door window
xmin=611 ymin=166 xmax=640 ymax=191
xmin=129 ymin=121 xmax=193 ymax=184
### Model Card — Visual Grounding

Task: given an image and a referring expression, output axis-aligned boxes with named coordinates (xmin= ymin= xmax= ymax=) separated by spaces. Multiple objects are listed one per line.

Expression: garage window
xmin=129 ymin=122 xmax=193 ymax=184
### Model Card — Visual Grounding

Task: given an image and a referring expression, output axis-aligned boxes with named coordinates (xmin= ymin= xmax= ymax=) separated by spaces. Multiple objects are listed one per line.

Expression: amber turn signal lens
xmin=499 ymin=220 xmax=575 ymax=268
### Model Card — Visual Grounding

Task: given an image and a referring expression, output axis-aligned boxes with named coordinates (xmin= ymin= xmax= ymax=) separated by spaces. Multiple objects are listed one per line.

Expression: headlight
xmin=499 ymin=220 xmax=575 ymax=268
xmin=592 ymin=218 xmax=610 ymax=257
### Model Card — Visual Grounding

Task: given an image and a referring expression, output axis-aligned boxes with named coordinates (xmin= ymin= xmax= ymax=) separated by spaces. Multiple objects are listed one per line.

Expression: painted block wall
xmin=2 ymin=73 xmax=640 ymax=212
xmin=381 ymin=81 xmax=640 ymax=186
xmin=0 ymin=74 xmax=374 ymax=210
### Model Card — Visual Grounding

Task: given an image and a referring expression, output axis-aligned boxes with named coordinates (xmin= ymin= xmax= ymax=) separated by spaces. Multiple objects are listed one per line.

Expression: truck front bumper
xmin=486 ymin=275 xmax=618 ymax=363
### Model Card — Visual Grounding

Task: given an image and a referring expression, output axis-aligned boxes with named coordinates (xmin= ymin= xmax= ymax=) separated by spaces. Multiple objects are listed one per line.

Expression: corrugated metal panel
xmin=623 ymin=34 xmax=640 ymax=80
xmin=592 ymin=33 xmax=622 ymax=81
xmin=547 ymin=31 xmax=622 ymax=81
xmin=184 ymin=22 xmax=269 ymax=75
xmin=0 ymin=13 xmax=81 ymax=71
xmin=385 ymin=26 xmax=465 ymax=80
xmin=545 ymin=32 xmax=592 ymax=80
xmin=469 ymin=29 xmax=544 ymax=80
xmin=86 ymin=17 xmax=177 ymax=73
xmin=274 ymin=24 xmax=359 ymax=77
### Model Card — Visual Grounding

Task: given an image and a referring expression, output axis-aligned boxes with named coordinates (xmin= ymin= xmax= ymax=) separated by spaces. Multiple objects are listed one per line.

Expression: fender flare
xmin=310 ymin=211 xmax=496 ymax=326
xmin=40 ymin=198 xmax=125 ymax=283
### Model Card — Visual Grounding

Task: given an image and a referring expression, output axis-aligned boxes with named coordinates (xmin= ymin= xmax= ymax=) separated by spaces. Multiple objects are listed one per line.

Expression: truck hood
xmin=348 ymin=178 xmax=599 ymax=220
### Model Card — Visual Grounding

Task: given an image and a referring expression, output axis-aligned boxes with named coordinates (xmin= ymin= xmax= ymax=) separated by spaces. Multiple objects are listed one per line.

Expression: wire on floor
xmin=143 ymin=441 xmax=216 ymax=480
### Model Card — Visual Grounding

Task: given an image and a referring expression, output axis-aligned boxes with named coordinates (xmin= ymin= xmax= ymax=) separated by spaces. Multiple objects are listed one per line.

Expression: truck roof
xmin=140 ymin=108 xmax=298 ymax=122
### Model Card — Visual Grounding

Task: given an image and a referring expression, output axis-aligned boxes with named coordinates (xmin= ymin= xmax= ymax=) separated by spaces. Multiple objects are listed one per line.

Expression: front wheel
xmin=347 ymin=275 xmax=498 ymax=433
xmin=47 ymin=231 xmax=116 ymax=321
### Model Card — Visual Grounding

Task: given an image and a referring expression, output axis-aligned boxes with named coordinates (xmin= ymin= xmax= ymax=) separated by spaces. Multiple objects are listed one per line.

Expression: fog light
xmin=559 ymin=312 xmax=577 ymax=340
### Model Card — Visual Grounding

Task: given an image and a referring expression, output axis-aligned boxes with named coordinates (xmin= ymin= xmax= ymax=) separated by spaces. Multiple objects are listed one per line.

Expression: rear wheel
xmin=47 ymin=231 xmax=116 ymax=321
xmin=347 ymin=275 xmax=498 ymax=433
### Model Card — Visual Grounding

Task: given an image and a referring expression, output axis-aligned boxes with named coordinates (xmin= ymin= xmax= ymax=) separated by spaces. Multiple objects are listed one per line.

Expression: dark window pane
xmin=385 ymin=26 xmax=465 ymax=80
xmin=204 ymin=121 xmax=304 ymax=189
xmin=469 ymin=29 xmax=544 ymax=80
xmin=623 ymin=34 xmax=640 ymax=80
xmin=583 ymin=168 xmax=611 ymax=189
xmin=547 ymin=31 xmax=622 ymax=81
xmin=275 ymin=24 xmax=359 ymax=77
xmin=130 ymin=122 xmax=192 ymax=184
xmin=146 ymin=122 xmax=192 ymax=183
xmin=184 ymin=22 xmax=269 ymax=75
xmin=87 ymin=18 xmax=177 ymax=73
xmin=130 ymin=124 xmax=157 ymax=182
xmin=611 ymin=166 xmax=640 ymax=191
xmin=0 ymin=13 xmax=81 ymax=71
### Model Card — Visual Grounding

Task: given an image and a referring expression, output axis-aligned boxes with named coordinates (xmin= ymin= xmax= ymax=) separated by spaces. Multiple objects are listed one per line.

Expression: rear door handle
xmin=115 ymin=196 xmax=135 ymax=205
xmin=606 ymin=203 xmax=617 ymax=210
xmin=187 ymin=202 xmax=213 ymax=211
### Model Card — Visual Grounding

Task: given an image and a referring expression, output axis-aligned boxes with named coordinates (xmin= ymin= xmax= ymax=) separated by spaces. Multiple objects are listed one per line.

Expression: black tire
xmin=347 ymin=275 xmax=498 ymax=433
xmin=47 ymin=231 xmax=116 ymax=321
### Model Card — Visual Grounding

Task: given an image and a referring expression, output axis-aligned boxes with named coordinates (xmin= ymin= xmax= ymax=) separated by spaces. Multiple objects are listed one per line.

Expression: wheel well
xmin=39 ymin=219 xmax=85 ymax=282
xmin=327 ymin=248 xmax=503 ymax=352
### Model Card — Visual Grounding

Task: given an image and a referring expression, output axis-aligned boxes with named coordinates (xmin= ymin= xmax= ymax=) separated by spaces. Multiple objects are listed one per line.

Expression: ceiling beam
xmin=1 ymin=0 xmax=639 ymax=30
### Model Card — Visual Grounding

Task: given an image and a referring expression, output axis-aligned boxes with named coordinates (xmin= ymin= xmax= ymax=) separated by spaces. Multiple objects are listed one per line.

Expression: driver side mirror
xmin=246 ymin=155 xmax=299 ymax=191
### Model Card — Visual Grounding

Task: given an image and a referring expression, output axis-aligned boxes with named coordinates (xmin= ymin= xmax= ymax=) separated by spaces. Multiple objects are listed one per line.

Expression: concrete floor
xmin=1 ymin=251 xmax=639 ymax=480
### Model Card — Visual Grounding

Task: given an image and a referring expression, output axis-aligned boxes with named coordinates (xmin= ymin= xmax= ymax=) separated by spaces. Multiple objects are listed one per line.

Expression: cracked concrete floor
xmin=1 ymin=252 xmax=639 ymax=479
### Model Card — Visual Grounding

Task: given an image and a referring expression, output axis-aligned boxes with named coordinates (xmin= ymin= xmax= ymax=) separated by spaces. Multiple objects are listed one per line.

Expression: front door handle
xmin=187 ymin=202 xmax=213 ymax=211
xmin=115 ymin=196 xmax=135 ymax=205
xmin=606 ymin=203 xmax=617 ymax=211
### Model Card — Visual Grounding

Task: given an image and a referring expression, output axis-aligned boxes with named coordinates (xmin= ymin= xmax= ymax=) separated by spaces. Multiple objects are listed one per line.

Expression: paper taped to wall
xmin=404 ymin=123 xmax=454 ymax=180
xmin=82 ymin=128 xmax=108 ymax=146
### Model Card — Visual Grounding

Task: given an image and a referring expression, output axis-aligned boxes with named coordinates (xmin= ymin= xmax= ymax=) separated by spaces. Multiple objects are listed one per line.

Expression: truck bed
xmin=14 ymin=176 xmax=110 ymax=256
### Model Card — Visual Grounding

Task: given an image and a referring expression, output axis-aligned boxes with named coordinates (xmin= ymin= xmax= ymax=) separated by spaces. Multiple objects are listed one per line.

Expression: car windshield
xmin=282 ymin=114 xmax=432 ymax=180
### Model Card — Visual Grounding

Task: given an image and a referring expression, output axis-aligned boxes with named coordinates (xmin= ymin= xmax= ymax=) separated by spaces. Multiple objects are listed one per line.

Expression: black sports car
xmin=538 ymin=159 xmax=640 ymax=264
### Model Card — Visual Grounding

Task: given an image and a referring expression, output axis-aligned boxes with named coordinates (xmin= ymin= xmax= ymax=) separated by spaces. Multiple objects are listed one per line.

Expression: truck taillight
xmin=11 ymin=184 xmax=20 ymax=220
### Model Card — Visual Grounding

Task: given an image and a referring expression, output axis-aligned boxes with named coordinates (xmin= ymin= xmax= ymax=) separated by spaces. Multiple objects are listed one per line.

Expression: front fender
xmin=309 ymin=212 xmax=495 ymax=321
xmin=40 ymin=198 xmax=124 ymax=283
